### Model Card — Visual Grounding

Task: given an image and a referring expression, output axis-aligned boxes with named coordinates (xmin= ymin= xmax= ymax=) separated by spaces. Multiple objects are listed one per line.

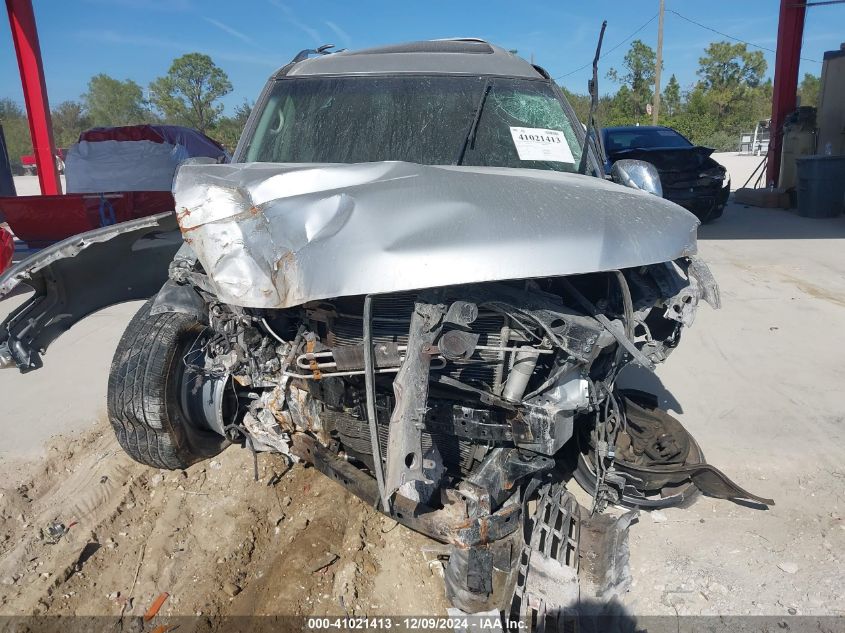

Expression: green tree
xmin=149 ymin=53 xmax=232 ymax=132
xmin=83 ymin=74 xmax=148 ymax=126
xmin=798 ymin=73 xmax=820 ymax=108
xmin=210 ymin=99 xmax=252 ymax=150
xmin=607 ymin=40 xmax=658 ymax=118
xmin=559 ymin=86 xmax=590 ymax=123
xmin=51 ymin=100 xmax=90 ymax=147
xmin=662 ymin=74 xmax=681 ymax=117
xmin=696 ymin=41 xmax=766 ymax=118
xmin=0 ymin=99 xmax=25 ymax=121
xmin=697 ymin=41 xmax=766 ymax=91
xmin=606 ymin=85 xmax=638 ymax=124
xmin=665 ymin=41 xmax=770 ymax=150
xmin=0 ymin=98 xmax=32 ymax=171
xmin=666 ymin=85 xmax=717 ymax=143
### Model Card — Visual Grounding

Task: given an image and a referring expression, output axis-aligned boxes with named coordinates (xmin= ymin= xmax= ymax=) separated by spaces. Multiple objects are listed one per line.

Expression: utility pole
xmin=652 ymin=0 xmax=665 ymax=124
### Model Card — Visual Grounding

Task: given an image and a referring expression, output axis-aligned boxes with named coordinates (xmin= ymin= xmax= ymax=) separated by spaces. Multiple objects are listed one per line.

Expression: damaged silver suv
xmin=0 ymin=39 xmax=771 ymax=624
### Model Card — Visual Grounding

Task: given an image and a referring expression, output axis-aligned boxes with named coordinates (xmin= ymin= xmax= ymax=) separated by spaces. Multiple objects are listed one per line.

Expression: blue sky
xmin=1 ymin=0 xmax=843 ymax=114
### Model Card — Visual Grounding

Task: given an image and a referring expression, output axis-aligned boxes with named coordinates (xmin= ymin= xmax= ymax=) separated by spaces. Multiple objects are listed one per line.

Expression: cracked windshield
xmin=245 ymin=76 xmax=582 ymax=171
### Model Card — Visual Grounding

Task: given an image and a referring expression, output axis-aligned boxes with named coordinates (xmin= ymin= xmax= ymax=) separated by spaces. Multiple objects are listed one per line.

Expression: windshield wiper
xmin=454 ymin=80 xmax=491 ymax=166
xmin=578 ymin=20 xmax=607 ymax=175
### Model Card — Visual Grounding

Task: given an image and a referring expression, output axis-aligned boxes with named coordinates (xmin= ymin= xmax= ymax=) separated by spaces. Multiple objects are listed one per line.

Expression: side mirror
xmin=610 ymin=159 xmax=663 ymax=197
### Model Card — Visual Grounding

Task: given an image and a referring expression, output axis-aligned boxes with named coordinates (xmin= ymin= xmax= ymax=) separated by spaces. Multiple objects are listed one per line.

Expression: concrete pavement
xmin=0 ymin=296 xmax=144 ymax=460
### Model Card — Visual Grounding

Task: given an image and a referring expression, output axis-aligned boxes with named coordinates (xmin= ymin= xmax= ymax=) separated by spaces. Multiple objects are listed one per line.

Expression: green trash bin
xmin=796 ymin=155 xmax=845 ymax=218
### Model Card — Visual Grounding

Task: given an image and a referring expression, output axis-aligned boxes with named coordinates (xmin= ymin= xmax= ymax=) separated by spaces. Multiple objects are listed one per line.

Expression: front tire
xmin=107 ymin=300 xmax=229 ymax=469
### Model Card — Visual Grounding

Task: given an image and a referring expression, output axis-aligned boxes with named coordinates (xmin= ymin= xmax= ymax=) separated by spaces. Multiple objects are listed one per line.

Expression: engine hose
xmin=613 ymin=270 xmax=635 ymax=341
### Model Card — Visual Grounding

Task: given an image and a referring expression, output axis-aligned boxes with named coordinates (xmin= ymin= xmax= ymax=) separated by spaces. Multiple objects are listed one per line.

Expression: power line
xmin=554 ymin=14 xmax=658 ymax=80
xmin=667 ymin=9 xmax=822 ymax=63
xmin=554 ymin=8 xmax=824 ymax=84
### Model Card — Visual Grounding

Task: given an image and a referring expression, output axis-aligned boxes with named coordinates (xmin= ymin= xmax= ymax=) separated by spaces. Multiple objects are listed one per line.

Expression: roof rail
xmin=431 ymin=37 xmax=489 ymax=43
xmin=291 ymin=43 xmax=336 ymax=64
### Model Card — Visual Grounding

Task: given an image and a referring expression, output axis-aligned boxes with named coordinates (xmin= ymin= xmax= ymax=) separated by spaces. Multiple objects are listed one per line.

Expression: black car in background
xmin=602 ymin=125 xmax=730 ymax=223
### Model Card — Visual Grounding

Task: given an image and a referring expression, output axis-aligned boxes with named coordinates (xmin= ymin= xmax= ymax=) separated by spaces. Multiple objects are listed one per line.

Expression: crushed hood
xmin=173 ymin=161 xmax=700 ymax=309
xmin=607 ymin=146 xmax=717 ymax=173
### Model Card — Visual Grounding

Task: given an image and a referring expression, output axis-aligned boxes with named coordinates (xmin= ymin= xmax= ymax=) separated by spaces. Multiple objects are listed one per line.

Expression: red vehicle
xmin=2 ymin=125 xmax=228 ymax=246
xmin=0 ymin=226 xmax=12 ymax=274
xmin=0 ymin=191 xmax=175 ymax=248
xmin=20 ymin=148 xmax=66 ymax=175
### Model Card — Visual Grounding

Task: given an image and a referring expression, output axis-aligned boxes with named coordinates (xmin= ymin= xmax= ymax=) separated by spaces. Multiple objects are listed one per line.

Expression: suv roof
xmin=280 ymin=39 xmax=544 ymax=79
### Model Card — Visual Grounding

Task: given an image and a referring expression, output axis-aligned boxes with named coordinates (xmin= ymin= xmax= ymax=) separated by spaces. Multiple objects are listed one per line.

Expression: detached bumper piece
xmin=573 ymin=391 xmax=774 ymax=509
xmin=509 ymin=483 xmax=581 ymax=629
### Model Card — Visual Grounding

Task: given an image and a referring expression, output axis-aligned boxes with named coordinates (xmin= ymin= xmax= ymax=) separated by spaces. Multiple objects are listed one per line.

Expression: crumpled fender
xmin=0 ymin=212 xmax=181 ymax=372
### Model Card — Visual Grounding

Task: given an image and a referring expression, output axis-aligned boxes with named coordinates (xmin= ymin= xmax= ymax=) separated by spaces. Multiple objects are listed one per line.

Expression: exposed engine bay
xmin=166 ymin=248 xmax=771 ymax=614
xmin=191 ymin=259 xmax=713 ymax=503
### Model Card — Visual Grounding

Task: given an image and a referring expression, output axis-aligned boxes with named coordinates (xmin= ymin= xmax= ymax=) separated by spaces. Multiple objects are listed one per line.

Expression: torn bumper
xmin=0 ymin=212 xmax=181 ymax=371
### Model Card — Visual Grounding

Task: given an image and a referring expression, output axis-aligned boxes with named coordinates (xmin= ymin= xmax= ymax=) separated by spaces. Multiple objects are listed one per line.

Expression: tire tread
xmin=107 ymin=300 xmax=225 ymax=470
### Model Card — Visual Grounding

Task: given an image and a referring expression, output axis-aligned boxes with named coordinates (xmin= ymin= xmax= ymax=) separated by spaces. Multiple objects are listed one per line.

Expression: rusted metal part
xmin=423 ymin=402 xmax=512 ymax=443
xmin=290 ymin=432 xmax=523 ymax=548
xmin=452 ymin=504 xmax=522 ymax=547
xmin=462 ymin=448 xmax=556 ymax=515
xmin=291 ymin=432 xmax=380 ymax=503
xmin=330 ymin=341 xmax=402 ymax=371
xmin=291 ymin=432 xmax=454 ymax=542
xmin=304 ymin=336 xmax=323 ymax=380
xmin=384 ymin=297 xmax=446 ymax=498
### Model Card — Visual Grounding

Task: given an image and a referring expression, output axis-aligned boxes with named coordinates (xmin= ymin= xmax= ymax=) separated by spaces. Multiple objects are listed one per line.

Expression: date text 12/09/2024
xmin=306 ymin=616 xmax=529 ymax=630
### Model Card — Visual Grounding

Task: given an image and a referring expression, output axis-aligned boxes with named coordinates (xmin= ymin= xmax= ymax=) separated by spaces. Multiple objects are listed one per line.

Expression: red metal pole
xmin=5 ymin=0 xmax=61 ymax=195
xmin=767 ymin=0 xmax=806 ymax=188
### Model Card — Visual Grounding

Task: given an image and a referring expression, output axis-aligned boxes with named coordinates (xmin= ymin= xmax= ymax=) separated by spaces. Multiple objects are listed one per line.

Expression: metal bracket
xmin=424 ymin=402 xmax=512 ymax=442
xmin=383 ymin=296 xmax=446 ymax=498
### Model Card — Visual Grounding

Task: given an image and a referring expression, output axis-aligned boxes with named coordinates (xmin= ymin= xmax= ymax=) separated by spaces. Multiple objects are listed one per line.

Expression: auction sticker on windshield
xmin=510 ymin=127 xmax=574 ymax=163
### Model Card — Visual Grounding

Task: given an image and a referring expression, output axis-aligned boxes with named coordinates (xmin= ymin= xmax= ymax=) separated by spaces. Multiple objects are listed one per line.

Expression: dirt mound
xmin=0 ymin=420 xmax=448 ymax=621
